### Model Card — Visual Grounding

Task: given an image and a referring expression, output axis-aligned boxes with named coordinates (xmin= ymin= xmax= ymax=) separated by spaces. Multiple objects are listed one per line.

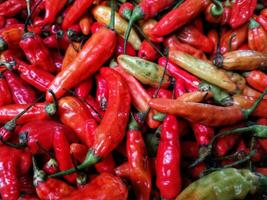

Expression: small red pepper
xmin=115 ymin=35 xmax=136 ymax=57
xmin=146 ymin=88 xmax=172 ymax=99
xmin=138 ymin=40 xmax=158 ymax=61
xmin=142 ymin=19 xmax=164 ymax=43
xmin=115 ymin=162 xmax=131 ymax=179
xmin=0 ymin=24 xmax=24 ymax=51
xmin=90 ymin=22 xmax=105 ymax=34
xmin=256 ymin=14 xmax=267 ymax=32
xmin=96 ymin=74 xmax=109 ymax=111
xmin=229 ymin=0 xmax=257 ymax=28
xmin=43 ymin=158 xmax=59 ymax=175
xmin=189 ymin=163 xmax=206 ymax=178
xmin=0 ymin=0 xmax=26 ymax=17
xmin=156 ymin=115 xmax=181 ymax=199
xmin=191 ymin=123 xmax=214 ymax=146
xmin=119 ymin=2 xmax=134 ymax=20
xmin=70 ymin=143 xmax=88 ymax=163
xmin=0 ymin=72 xmax=12 ymax=106
xmin=174 ymin=78 xmax=187 ymax=98
xmin=248 ymin=18 xmax=267 ymax=52
xmin=84 ymin=95 xmax=104 ymax=123
xmin=74 ymin=78 xmax=93 ymax=98
xmin=207 ymin=29 xmax=218 ymax=55
xmin=95 ymin=154 xmax=116 ymax=174
xmin=244 ymin=70 xmax=267 ymax=92
xmin=193 ymin=17 xmax=204 ymax=33
xmin=79 ymin=15 xmax=92 ymax=35
xmin=43 ymin=0 xmax=68 ymax=25
xmin=0 ymin=16 xmax=5 ymax=29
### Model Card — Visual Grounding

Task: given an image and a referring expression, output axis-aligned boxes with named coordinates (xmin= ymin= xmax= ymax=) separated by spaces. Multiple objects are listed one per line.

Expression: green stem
xmin=32 ymin=156 xmax=46 ymax=186
xmin=211 ymin=0 xmax=224 ymax=17
xmin=108 ymin=0 xmax=116 ymax=30
xmin=0 ymin=38 xmax=8 ymax=51
xmin=128 ymin=113 xmax=140 ymax=130
xmin=223 ymin=150 xmax=255 ymax=168
xmin=173 ymin=0 xmax=184 ymax=9
xmin=249 ymin=18 xmax=260 ymax=30
xmin=152 ymin=112 xmax=166 ymax=121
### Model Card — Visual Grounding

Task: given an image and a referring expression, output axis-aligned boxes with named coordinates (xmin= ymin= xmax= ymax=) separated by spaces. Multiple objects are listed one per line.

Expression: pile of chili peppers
xmin=2 ymin=0 xmax=267 ymax=199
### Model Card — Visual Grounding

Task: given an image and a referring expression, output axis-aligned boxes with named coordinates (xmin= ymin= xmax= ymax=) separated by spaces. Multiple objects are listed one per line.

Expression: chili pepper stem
xmin=128 ymin=114 xmax=140 ymax=130
xmin=211 ymin=0 xmax=224 ymax=16
xmin=258 ymin=174 xmax=267 ymax=188
xmin=32 ymin=156 xmax=46 ymax=187
xmin=249 ymin=18 xmax=260 ymax=29
xmin=0 ymin=38 xmax=8 ymax=51
xmin=45 ymin=90 xmax=58 ymax=116
xmin=48 ymin=150 xmax=100 ymax=177
xmin=108 ymin=0 xmax=116 ymax=30
xmin=152 ymin=113 xmax=166 ymax=121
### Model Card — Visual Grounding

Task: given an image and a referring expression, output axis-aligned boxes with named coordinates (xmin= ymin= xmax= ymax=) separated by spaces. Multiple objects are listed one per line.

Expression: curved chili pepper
xmin=223 ymin=50 xmax=267 ymax=71
xmin=63 ymin=173 xmax=128 ymax=200
xmin=215 ymin=134 xmax=240 ymax=156
xmin=147 ymin=88 xmax=172 ymax=99
xmin=127 ymin=116 xmax=151 ymax=200
xmin=191 ymin=123 xmax=214 ymax=146
xmin=70 ymin=143 xmax=88 ymax=163
xmin=58 ymin=96 xmax=97 ymax=147
xmin=95 ymin=154 xmax=116 ymax=174
xmin=119 ymin=2 xmax=134 ymax=20
xmin=156 ymin=115 xmax=181 ymax=199
xmin=19 ymin=175 xmax=35 ymax=196
xmin=49 ymin=68 xmax=131 ymax=177
xmin=62 ymin=0 xmax=94 ymax=30
xmin=229 ymin=0 xmax=257 ymax=28
xmin=151 ymin=0 xmax=210 ymax=37
xmin=138 ymin=40 xmax=158 ymax=61
xmin=96 ymin=74 xmax=108 ymax=111
xmin=74 ymin=78 xmax=93 ymax=98
xmin=243 ymin=70 xmax=267 ymax=92
xmin=19 ymin=32 xmax=57 ymax=73
xmin=142 ymin=19 xmax=164 ymax=43
xmin=46 ymin=28 xmax=116 ymax=102
xmin=177 ymin=168 xmax=266 ymax=200
xmin=115 ymin=35 xmax=136 ymax=57
xmin=115 ymin=162 xmax=131 ymax=179
xmin=164 ymin=35 xmax=207 ymax=60
xmin=84 ymin=95 xmax=104 ymax=123
xmin=42 ymin=34 xmax=70 ymax=51
xmin=188 ymin=163 xmax=206 ymax=179
xmin=176 ymin=25 xmax=214 ymax=53
xmin=79 ymin=15 xmax=92 ymax=35
xmin=0 ymin=72 xmax=12 ymax=106
xmin=0 ymin=0 xmax=26 ymax=17
xmin=32 ymin=157 xmax=75 ymax=200
xmin=207 ymin=29 xmax=218 ymax=55
xmin=0 ymin=24 xmax=24 ymax=51
xmin=43 ymin=158 xmax=59 ymax=175
xmin=61 ymin=42 xmax=80 ymax=70
xmin=149 ymin=89 xmax=267 ymax=127
xmin=3 ymin=70 xmax=37 ymax=104
xmin=248 ymin=18 xmax=267 ymax=52
xmin=43 ymin=0 xmax=68 ymax=25
xmin=205 ymin=1 xmax=230 ymax=24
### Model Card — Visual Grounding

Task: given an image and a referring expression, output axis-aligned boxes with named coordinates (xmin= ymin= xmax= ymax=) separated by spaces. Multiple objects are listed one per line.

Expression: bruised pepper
xmin=49 ymin=68 xmax=131 ymax=177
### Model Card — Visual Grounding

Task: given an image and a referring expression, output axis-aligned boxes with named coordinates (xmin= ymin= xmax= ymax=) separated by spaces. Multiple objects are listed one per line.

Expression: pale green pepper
xmin=176 ymin=168 xmax=267 ymax=200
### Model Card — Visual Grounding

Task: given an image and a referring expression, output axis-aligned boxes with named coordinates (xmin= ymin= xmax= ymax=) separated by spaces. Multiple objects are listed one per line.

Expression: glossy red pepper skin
xmin=205 ymin=2 xmax=231 ymax=25
xmin=156 ymin=115 xmax=181 ymax=199
xmin=193 ymin=18 xmax=204 ymax=33
xmin=46 ymin=28 xmax=116 ymax=102
xmin=0 ymin=16 xmax=5 ymax=28
xmin=74 ymin=78 xmax=93 ymax=98
xmin=62 ymin=0 xmax=94 ymax=30
xmin=256 ymin=15 xmax=267 ymax=32
xmin=58 ymin=96 xmax=97 ymax=147
xmin=248 ymin=18 xmax=267 ymax=52
xmin=79 ymin=16 xmax=92 ymax=35
xmin=229 ymin=0 xmax=257 ymax=28
xmin=90 ymin=22 xmax=105 ymax=34
xmin=119 ymin=2 xmax=134 ymax=20
xmin=43 ymin=34 xmax=70 ymax=50
xmin=63 ymin=173 xmax=128 ymax=200
xmin=19 ymin=175 xmax=35 ymax=196
xmin=142 ymin=19 xmax=164 ymax=43
xmin=244 ymin=70 xmax=267 ymax=92
xmin=0 ymin=73 xmax=12 ymax=106
xmin=138 ymin=40 xmax=158 ymax=61
xmin=96 ymin=74 xmax=109 ymax=111
xmin=189 ymin=163 xmax=206 ymax=178
xmin=0 ymin=0 xmax=26 ymax=17
xmin=0 ymin=24 xmax=24 ymax=50
xmin=85 ymin=95 xmax=104 ymax=123
xmin=95 ymin=154 xmax=116 ymax=174
xmin=174 ymin=78 xmax=187 ymax=98
xmin=127 ymin=119 xmax=151 ymax=200
xmin=164 ymin=36 xmax=207 ymax=60
xmin=115 ymin=35 xmax=136 ymax=57
xmin=115 ymin=162 xmax=131 ymax=179
xmin=207 ymin=29 xmax=218 ymax=55
xmin=176 ymin=25 xmax=214 ymax=53
xmin=151 ymin=0 xmax=210 ymax=37
xmin=215 ymin=133 xmax=240 ymax=156
xmin=3 ymin=70 xmax=37 ymax=104
xmin=19 ymin=32 xmax=57 ymax=73
xmin=70 ymin=143 xmax=88 ymax=163
xmin=181 ymin=141 xmax=199 ymax=159
xmin=146 ymin=88 xmax=172 ymax=99
xmin=191 ymin=123 xmax=214 ymax=146
xmin=43 ymin=0 xmax=68 ymax=25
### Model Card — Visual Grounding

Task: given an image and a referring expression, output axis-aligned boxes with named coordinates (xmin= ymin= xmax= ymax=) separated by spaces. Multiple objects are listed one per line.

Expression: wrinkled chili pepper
xmin=191 ymin=123 xmax=214 ymax=146
xmin=248 ymin=18 xmax=267 ymax=52
xmin=0 ymin=24 xmax=24 ymax=51
xmin=96 ymin=74 xmax=109 ymax=111
xmin=243 ymin=70 xmax=267 ymax=92
xmin=156 ymin=115 xmax=181 ymax=199
xmin=205 ymin=1 xmax=231 ymax=24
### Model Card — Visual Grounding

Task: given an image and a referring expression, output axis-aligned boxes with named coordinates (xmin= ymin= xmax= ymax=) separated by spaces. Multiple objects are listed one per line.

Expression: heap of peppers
xmin=1 ymin=0 xmax=267 ymax=199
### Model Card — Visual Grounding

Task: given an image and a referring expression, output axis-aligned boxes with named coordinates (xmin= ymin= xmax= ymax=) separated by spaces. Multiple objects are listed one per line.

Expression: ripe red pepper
xmin=70 ymin=143 xmax=88 ymax=163
xmin=95 ymin=154 xmax=116 ymax=174
xmin=244 ymin=70 xmax=267 ymax=92
xmin=207 ymin=29 xmax=218 ymax=55
xmin=42 ymin=34 xmax=70 ymax=51
xmin=0 ymin=72 xmax=12 ymax=106
xmin=43 ymin=158 xmax=59 ymax=175
xmin=90 ymin=22 xmax=105 ymax=34
xmin=174 ymin=78 xmax=187 ymax=98
xmin=127 ymin=116 xmax=151 ymax=200
xmin=19 ymin=175 xmax=35 ymax=197
xmin=0 ymin=0 xmax=26 ymax=17
xmin=115 ymin=35 xmax=136 ymax=57
xmin=115 ymin=162 xmax=131 ymax=179
xmin=215 ymin=134 xmax=240 ymax=156
xmin=19 ymin=32 xmax=57 ymax=73
xmin=63 ymin=173 xmax=128 ymax=200
xmin=3 ymin=70 xmax=37 ymax=104
xmin=119 ymin=2 xmax=134 ymax=20
xmin=248 ymin=18 xmax=267 ymax=52
xmin=79 ymin=15 xmax=92 ymax=36
xmin=46 ymin=28 xmax=116 ymax=102
xmin=229 ymin=0 xmax=257 ymax=28
xmin=0 ymin=24 xmax=24 ymax=51
xmin=62 ymin=0 xmax=94 ymax=30
xmin=189 ymin=163 xmax=206 ymax=178
xmin=74 ymin=78 xmax=93 ymax=98
xmin=156 ymin=115 xmax=181 ymax=199
xmin=193 ymin=17 xmax=204 ymax=33
xmin=0 ymin=16 xmax=5 ymax=28
xmin=176 ymin=25 xmax=214 ymax=53
xmin=96 ymin=74 xmax=109 ymax=111
xmin=138 ymin=40 xmax=158 ymax=61
xmin=58 ymin=96 xmax=97 ymax=147
xmin=142 ymin=19 xmax=164 ymax=43
xmin=256 ymin=14 xmax=267 ymax=32
xmin=191 ymin=123 xmax=214 ymax=146
xmin=151 ymin=0 xmax=210 ymax=37
xmin=49 ymin=68 xmax=131 ymax=177
xmin=181 ymin=141 xmax=199 ymax=159
xmin=147 ymin=88 xmax=172 ymax=99
xmin=43 ymin=0 xmax=68 ymax=25
xmin=205 ymin=1 xmax=231 ymax=24
xmin=84 ymin=95 xmax=104 ymax=123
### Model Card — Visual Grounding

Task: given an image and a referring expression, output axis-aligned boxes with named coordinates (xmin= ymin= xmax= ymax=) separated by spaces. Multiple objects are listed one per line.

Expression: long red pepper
xmin=256 ymin=14 xmax=267 ymax=32
xmin=62 ymin=0 xmax=94 ymax=30
xmin=156 ymin=115 xmax=181 ymax=199
xmin=244 ymin=70 xmax=267 ymax=92
xmin=115 ymin=35 xmax=136 ymax=57
xmin=49 ymin=68 xmax=131 ymax=177
xmin=96 ymin=74 xmax=109 ymax=111
xmin=42 ymin=0 xmax=68 ymax=25
xmin=0 ymin=0 xmax=26 ymax=17
xmin=74 ymin=78 xmax=93 ymax=98
xmin=151 ymin=0 xmax=210 ymax=37
xmin=138 ymin=40 xmax=158 ymax=61
xmin=248 ymin=18 xmax=267 ymax=52
xmin=84 ymin=95 xmax=104 ymax=123
xmin=0 ymin=24 xmax=24 ymax=51
xmin=0 ymin=73 xmax=12 ymax=106
xmin=79 ymin=15 xmax=92 ymax=36
xmin=191 ymin=123 xmax=214 ymax=146
xmin=95 ymin=154 xmax=116 ymax=174
xmin=127 ymin=116 xmax=151 ymax=200
xmin=3 ymin=70 xmax=37 ymax=104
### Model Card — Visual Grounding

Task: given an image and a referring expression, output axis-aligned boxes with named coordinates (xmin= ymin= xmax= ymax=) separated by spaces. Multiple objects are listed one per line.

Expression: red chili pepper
xmin=42 ymin=34 xmax=70 ymax=50
xmin=46 ymin=28 xmax=116 ymax=101
xmin=164 ymin=35 xmax=207 ymax=60
xmin=138 ymin=40 xmax=158 ymax=61
xmin=96 ymin=74 xmax=109 ymax=111
xmin=95 ymin=154 xmax=116 ymax=174
xmin=0 ymin=0 xmax=26 ymax=17
xmin=229 ymin=0 xmax=257 ymax=28
xmin=256 ymin=168 xmax=267 ymax=176
xmin=0 ymin=72 xmax=12 ymax=106
xmin=256 ymin=118 xmax=267 ymax=152
xmin=151 ymin=0 xmax=210 ymax=37
xmin=63 ymin=173 xmax=128 ymax=200
xmin=256 ymin=14 xmax=267 ymax=32
xmin=156 ymin=115 xmax=181 ymax=199
xmin=3 ymin=70 xmax=37 ymax=104
xmin=238 ymin=43 xmax=250 ymax=50
xmin=205 ymin=1 xmax=230 ymax=24
xmin=74 ymin=78 xmax=93 ymax=98
xmin=189 ymin=163 xmax=206 ymax=178
xmin=158 ymin=57 xmax=200 ymax=92
xmin=19 ymin=175 xmax=35 ymax=196
xmin=62 ymin=42 xmax=80 ymax=70
xmin=90 ymin=22 xmax=105 ymax=34
xmin=176 ymin=24 xmax=214 ymax=53
xmin=84 ymin=95 xmax=104 ymax=123
xmin=191 ymin=123 xmax=214 ymax=146
xmin=115 ymin=162 xmax=131 ymax=179
xmin=174 ymin=78 xmax=187 ymax=98
xmin=0 ymin=24 xmax=24 ymax=51
xmin=58 ymin=96 xmax=97 ymax=147
xmin=62 ymin=0 xmax=94 ymax=30
xmin=70 ymin=143 xmax=88 ymax=163
xmin=248 ymin=18 xmax=267 ymax=52
xmin=193 ymin=17 xmax=204 ymax=33
xmin=127 ymin=116 xmax=151 ymax=200
xmin=119 ymin=2 xmax=134 ymax=20
xmin=43 ymin=158 xmax=59 ymax=175
xmin=5 ymin=18 xmax=19 ymax=27
xmin=0 ymin=16 xmax=5 ymax=28
xmin=43 ymin=0 xmax=68 ymax=25
xmin=146 ymin=87 xmax=172 ymax=99
xmin=49 ymin=68 xmax=131 ymax=178
xmin=115 ymin=35 xmax=136 ymax=57
xmin=142 ymin=19 xmax=164 ymax=43
xmin=181 ymin=141 xmax=199 ymax=159
xmin=244 ymin=70 xmax=267 ymax=92
xmin=19 ymin=32 xmax=57 ymax=73
xmin=208 ymin=29 xmax=218 ymax=55
xmin=79 ymin=15 xmax=92 ymax=35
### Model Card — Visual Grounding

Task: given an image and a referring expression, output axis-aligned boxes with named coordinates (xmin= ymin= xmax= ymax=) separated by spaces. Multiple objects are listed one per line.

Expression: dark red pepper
xmin=244 ymin=70 xmax=267 ymax=92
xmin=0 ymin=0 xmax=26 ymax=17
xmin=115 ymin=35 xmax=136 ymax=57
xmin=95 ymin=154 xmax=116 ymax=174
xmin=191 ymin=123 xmax=214 ymax=146
xmin=85 ymin=95 xmax=104 ymax=123
xmin=96 ymin=74 xmax=109 ymax=111
xmin=138 ymin=40 xmax=158 ymax=61
xmin=74 ymin=78 xmax=93 ymax=98
xmin=0 ymin=72 xmax=12 ymax=106
xmin=248 ymin=18 xmax=267 ymax=52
